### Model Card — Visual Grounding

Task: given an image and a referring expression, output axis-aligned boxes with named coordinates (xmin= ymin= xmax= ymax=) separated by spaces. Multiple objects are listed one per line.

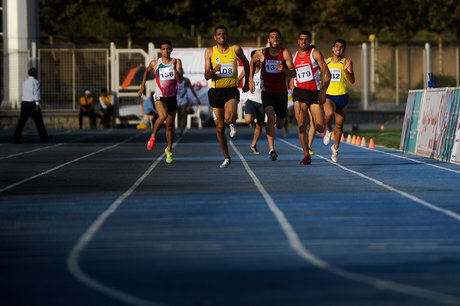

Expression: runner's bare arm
xmin=344 ymin=57 xmax=355 ymax=84
xmin=234 ymin=44 xmax=250 ymax=92
xmin=173 ymin=58 xmax=184 ymax=84
xmin=279 ymin=49 xmax=296 ymax=78
xmin=249 ymin=49 xmax=263 ymax=92
xmin=313 ymin=50 xmax=331 ymax=104
xmin=204 ymin=47 xmax=221 ymax=80
xmin=138 ymin=60 xmax=156 ymax=97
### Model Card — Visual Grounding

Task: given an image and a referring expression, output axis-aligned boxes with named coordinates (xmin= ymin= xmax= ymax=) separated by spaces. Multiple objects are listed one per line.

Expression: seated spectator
xmin=99 ymin=88 xmax=115 ymax=128
xmin=138 ymin=93 xmax=158 ymax=129
xmin=79 ymin=89 xmax=97 ymax=129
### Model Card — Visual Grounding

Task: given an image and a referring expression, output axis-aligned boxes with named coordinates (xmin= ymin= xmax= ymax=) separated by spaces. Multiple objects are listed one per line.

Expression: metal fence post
xmin=424 ymin=43 xmax=431 ymax=89
xmin=361 ymin=42 xmax=369 ymax=110
xmin=395 ymin=47 xmax=399 ymax=105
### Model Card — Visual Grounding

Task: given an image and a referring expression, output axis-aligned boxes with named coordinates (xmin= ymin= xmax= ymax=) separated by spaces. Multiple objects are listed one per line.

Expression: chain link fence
xmin=2 ymin=44 xmax=460 ymax=111
xmin=38 ymin=48 xmax=109 ymax=110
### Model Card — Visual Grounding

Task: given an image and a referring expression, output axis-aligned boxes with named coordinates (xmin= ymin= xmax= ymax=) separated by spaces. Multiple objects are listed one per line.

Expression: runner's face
xmin=332 ymin=42 xmax=345 ymax=57
xmin=298 ymin=34 xmax=311 ymax=50
xmin=267 ymin=32 xmax=281 ymax=48
xmin=160 ymin=44 xmax=172 ymax=59
xmin=214 ymin=29 xmax=228 ymax=45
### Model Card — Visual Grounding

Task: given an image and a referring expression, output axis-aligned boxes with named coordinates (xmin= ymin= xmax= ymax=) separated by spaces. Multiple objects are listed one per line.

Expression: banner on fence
xmin=416 ymin=88 xmax=448 ymax=157
xmin=450 ymin=113 xmax=460 ymax=165
xmin=400 ymin=90 xmax=424 ymax=153
xmin=436 ymin=89 xmax=460 ymax=161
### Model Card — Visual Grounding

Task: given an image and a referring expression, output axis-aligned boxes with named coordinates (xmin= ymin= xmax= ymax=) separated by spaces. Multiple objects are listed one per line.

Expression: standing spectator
xmin=79 ymin=89 xmax=96 ymax=129
xmin=99 ymin=88 xmax=114 ymax=128
xmin=13 ymin=68 xmax=51 ymax=144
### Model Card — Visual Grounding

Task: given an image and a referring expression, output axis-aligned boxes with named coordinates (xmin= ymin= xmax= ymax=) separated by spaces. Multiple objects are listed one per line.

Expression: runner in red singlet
xmin=292 ymin=31 xmax=331 ymax=165
xmin=249 ymin=28 xmax=296 ymax=161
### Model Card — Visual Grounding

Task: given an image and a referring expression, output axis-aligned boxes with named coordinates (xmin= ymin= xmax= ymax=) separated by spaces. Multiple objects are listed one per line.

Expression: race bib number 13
xmin=265 ymin=60 xmax=281 ymax=73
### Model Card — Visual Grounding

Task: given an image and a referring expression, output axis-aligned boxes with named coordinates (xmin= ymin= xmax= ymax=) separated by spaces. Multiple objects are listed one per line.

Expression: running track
xmin=1 ymin=127 xmax=459 ymax=306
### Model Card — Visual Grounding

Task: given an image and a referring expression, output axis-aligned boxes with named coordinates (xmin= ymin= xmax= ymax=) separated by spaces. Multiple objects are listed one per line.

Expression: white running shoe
xmin=219 ymin=158 xmax=231 ymax=168
xmin=229 ymin=123 xmax=237 ymax=138
xmin=331 ymin=145 xmax=338 ymax=163
xmin=323 ymin=130 xmax=332 ymax=145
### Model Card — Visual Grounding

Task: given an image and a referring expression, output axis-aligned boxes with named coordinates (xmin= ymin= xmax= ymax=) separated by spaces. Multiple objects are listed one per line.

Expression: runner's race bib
xmin=216 ymin=63 xmax=234 ymax=77
xmin=265 ymin=60 xmax=281 ymax=73
xmin=159 ymin=67 xmax=175 ymax=80
xmin=296 ymin=65 xmax=313 ymax=83
xmin=330 ymin=68 xmax=342 ymax=82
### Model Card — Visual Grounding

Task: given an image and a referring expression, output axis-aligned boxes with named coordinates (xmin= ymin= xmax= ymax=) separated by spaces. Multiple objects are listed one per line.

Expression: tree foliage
xmin=39 ymin=0 xmax=460 ymax=43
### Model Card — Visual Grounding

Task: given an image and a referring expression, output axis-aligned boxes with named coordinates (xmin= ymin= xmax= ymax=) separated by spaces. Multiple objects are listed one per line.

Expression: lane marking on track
xmin=230 ymin=139 xmax=460 ymax=305
xmin=0 ymin=132 xmax=146 ymax=194
xmin=0 ymin=134 xmax=100 ymax=160
xmin=353 ymin=144 xmax=460 ymax=174
xmin=66 ymin=140 xmax=180 ymax=306
xmin=280 ymin=138 xmax=460 ymax=222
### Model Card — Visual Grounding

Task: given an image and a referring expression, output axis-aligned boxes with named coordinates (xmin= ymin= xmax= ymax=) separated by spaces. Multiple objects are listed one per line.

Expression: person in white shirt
xmin=13 ymin=68 xmax=51 ymax=144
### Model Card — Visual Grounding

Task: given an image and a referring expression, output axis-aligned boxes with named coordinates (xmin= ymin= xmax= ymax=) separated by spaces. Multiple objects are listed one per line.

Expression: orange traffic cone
xmin=346 ymin=134 xmax=351 ymax=143
xmin=351 ymin=135 xmax=356 ymax=145
xmin=331 ymin=131 xmax=335 ymax=140
xmin=356 ymin=136 xmax=361 ymax=146
xmin=369 ymin=138 xmax=375 ymax=149
xmin=341 ymin=133 xmax=345 ymax=141
xmin=380 ymin=124 xmax=385 ymax=131
xmin=361 ymin=137 xmax=366 ymax=147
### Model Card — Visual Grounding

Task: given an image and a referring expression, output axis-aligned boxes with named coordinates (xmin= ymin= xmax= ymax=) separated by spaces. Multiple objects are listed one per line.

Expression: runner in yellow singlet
xmin=204 ymin=25 xmax=249 ymax=168
xmin=323 ymin=38 xmax=355 ymax=162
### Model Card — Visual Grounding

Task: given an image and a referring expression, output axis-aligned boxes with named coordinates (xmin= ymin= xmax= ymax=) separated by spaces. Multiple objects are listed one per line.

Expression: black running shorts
xmin=208 ymin=87 xmax=240 ymax=109
xmin=261 ymin=91 xmax=288 ymax=119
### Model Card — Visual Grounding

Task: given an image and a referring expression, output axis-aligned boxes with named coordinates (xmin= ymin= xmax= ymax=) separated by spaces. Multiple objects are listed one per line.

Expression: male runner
xmin=323 ymin=38 xmax=355 ymax=162
xmin=292 ymin=31 xmax=330 ymax=165
xmin=204 ymin=25 xmax=249 ymax=168
xmin=249 ymin=28 xmax=296 ymax=161
xmin=138 ymin=40 xmax=183 ymax=164
xmin=239 ymin=50 xmax=264 ymax=155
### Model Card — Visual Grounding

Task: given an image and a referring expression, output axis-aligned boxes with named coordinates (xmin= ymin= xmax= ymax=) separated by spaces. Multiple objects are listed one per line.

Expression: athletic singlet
xmin=326 ymin=57 xmax=348 ymax=95
xmin=261 ymin=48 xmax=287 ymax=93
xmin=245 ymin=69 xmax=262 ymax=104
xmin=154 ymin=58 xmax=177 ymax=98
xmin=211 ymin=44 xmax=238 ymax=88
xmin=293 ymin=48 xmax=321 ymax=91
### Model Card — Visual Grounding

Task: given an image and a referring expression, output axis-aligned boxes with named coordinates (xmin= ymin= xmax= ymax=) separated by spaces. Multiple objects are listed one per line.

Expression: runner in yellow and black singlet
xmin=204 ymin=25 xmax=249 ymax=168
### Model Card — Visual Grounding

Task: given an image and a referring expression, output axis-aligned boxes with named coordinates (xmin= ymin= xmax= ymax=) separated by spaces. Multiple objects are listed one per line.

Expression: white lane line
xmin=280 ymin=138 xmax=460 ymax=222
xmin=0 ymin=132 xmax=145 ymax=194
xmin=230 ymin=140 xmax=460 ymax=305
xmin=0 ymin=135 xmax=99 ymax=161
xmin=67 ymin=141 xmax=180 ymax=306
xmin=354 ymin=144 xmax=460 ymax=174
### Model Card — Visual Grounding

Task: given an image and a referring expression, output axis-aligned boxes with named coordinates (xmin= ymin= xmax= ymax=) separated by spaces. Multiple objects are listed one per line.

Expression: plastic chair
xmin=186 ymin=105 xmax=202 ymax=129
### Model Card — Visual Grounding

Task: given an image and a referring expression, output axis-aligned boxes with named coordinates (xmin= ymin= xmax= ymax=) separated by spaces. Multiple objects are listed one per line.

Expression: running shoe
xmin=269 ymin=150 xmax=278 ymax=161
xmin=331 ymin=145 xmax=338 ymax=163
xmin=165 ymin=147 xmax=173 ymax=163
xmin=250 ymin=145 xmax=260 ymax=155
xmin=229 ymin=123 xmax=237 ymax=138
xmin=323 ymin=130 xmax=332 ymax=145
xmin=219 ymin=158 xmax=231 ymax=168
xmin=283 ymin=131 xmax=288 ymax=137
xmin=309 ymin=149 xmax=315 ymax=155
xmin=300 ymin=154 xmax=311 ymax=165
xmin=147 ymin=137 xmax=155 ymax=151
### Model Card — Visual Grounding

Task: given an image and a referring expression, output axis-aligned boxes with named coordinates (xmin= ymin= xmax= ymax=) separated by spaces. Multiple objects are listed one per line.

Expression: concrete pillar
xmin=2 ymin=0 xmax=40 ymax=109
